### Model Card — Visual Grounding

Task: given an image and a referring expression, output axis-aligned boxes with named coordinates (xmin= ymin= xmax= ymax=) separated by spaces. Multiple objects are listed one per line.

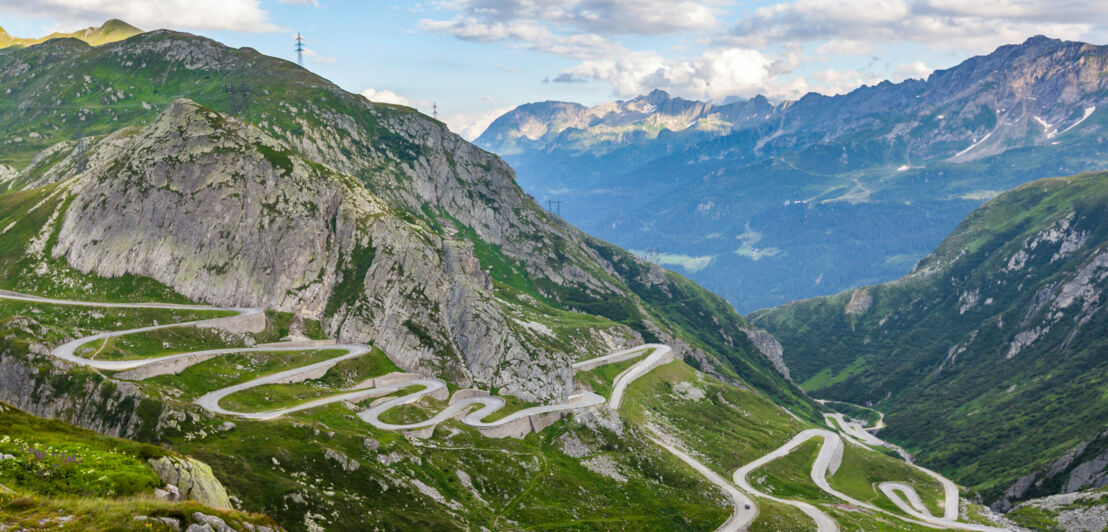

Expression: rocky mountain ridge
xmin=0 ymin=19 xmax=141 ymax=49
xmin=477 ymin=36 xmax=1108 ymax=311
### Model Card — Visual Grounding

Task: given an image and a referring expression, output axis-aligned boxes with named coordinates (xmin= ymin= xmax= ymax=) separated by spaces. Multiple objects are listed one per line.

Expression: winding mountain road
xmin=6 ymin=289 xmax=1012 ymax=531
xmin=1 ymin=290 xmax=673 ymax=438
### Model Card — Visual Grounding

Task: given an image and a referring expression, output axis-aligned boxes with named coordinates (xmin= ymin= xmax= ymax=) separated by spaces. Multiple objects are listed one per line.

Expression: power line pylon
xmin=224 ymin=84 xmax=250 ymax=117
xmin=546 ymin=199 xmax=561 ymax=217
xmin=295 ymin=33 xmax=305 ymax=67
xmin=432 ymin=102 xmax=438 ymax=120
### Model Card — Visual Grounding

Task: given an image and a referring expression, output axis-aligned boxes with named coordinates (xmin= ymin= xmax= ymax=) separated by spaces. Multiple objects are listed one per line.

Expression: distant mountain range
xmin=477 ymin=36 xmax=1108 ymax=312
xmin=0 ymin=19 xmax=141 ymax=49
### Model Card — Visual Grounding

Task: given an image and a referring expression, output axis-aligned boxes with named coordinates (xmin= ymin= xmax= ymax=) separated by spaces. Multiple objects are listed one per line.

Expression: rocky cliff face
xmin=33 ymin=99 xmax=581 ymax=401
xmin=751 ymin=171 xmax=1108 ymax=506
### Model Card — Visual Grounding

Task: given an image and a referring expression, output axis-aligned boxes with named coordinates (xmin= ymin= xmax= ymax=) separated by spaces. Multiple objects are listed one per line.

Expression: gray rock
xmin=192 ymin=512 xmax=234 ymax=532
xmin=154 ymin=483 xmax=181 ymax=502
xmin=149 ymin=456 xmax=233 ymax=510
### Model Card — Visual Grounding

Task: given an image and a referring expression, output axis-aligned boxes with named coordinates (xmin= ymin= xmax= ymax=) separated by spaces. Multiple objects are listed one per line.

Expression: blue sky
xmin=1 ymin=1 xmax=1106 ymax=138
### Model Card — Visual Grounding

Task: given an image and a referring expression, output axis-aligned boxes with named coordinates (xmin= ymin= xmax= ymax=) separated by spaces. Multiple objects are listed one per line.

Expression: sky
xmin=1 ymin=1 xmax=1106 ymax=139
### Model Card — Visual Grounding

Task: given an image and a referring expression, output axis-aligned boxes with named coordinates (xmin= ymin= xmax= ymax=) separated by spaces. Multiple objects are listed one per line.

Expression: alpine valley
xmin=0 ymin=18 xmax=1104 ymax=532
xmin=478 ymin=36 xmax=1108 ymax=312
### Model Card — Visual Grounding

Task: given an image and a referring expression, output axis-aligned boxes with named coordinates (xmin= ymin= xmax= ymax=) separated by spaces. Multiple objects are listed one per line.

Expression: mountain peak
xmin=98 ymin=19 xmax=142 ymax=36
xmin=646 ymin=88 xmax=670 ymax=98
xmin=1022 ymin=34 xmax=1058 ymax=46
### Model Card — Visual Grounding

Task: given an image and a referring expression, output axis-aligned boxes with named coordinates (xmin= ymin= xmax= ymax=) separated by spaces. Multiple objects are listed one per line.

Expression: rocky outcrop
xmin=996 ymin=429 xmax=1108 ymax=512
xmin=844 ymin=288 xmax=872 ymax=315
xmin=0 ymin=343 xmax=184 ymax=440
xmin=1009 ymin=489 xmax=1108 ymax=532
xmin=148 ymin=456 xmax=233 ymax=510
xmin=740 ymin=326 xmax=791 ymax=381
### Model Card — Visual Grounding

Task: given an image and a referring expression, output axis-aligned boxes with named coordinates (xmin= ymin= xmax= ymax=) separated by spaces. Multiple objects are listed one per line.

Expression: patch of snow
xmin=1033 ymin=115 xmax=1057 ymax=138
xmin=955 ymin=131 xmax=993 ymax=157
xmin=897 ymin=164 xmax=910 ymax=172
xmin=1059 ymin=106 xmax=1097 ymax=136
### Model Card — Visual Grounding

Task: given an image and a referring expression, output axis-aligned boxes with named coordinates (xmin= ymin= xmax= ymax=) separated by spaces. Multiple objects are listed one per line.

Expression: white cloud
xmin=557 ymin=46 xmax=819 ymax=101
xmin=429 ymin=0 xmax=724 ymax=36
xmin=418 ymin=16 xmax=615 ymax=59
xmin=442 ymin=106 xmax=516 ymax=140
xmin=277 ymin=0 xmax=318 ymax=5
xmin=0 ymin=0 xmax=282 ymax=33
xmin=418 ymin=0 xmax=727 ymax=60
xmin=361 ymin=88 xmax=415 ymax=107
xmin=723 ymin=0 xmax=1106 ymax=53
xmin=893 ymin=60 xmax=932 ymax=80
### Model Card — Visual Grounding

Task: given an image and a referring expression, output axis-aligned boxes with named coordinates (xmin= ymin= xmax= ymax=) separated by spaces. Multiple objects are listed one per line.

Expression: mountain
xmin=477 ymin=36 xmax=1108 ymax=312
xmin=0 ymin=27 xmax=865 ymax=531
xmin=0 ymin=19 xmax=142 ymax=49
xmin=478 ymin=89 xmax=773 ymax=158
xmin=0 ymin=28 xmax=808 ymax=412
xmin=751 ymin=171 xmax=1108 ymax=509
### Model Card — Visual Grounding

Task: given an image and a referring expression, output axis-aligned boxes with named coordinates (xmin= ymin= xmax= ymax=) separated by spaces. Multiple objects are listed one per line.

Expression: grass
xmin=620 ymin=360 xmax=806 ymax=474
xmin=0 ymin=405 xmax=164 ymax=498
xmin=576 ymin=349 xmax=649 ymax=399
xmin=748 ymin=437 xmax=836 ymax=503
xmin=0 ymin=492 xmax=281 ymax=532
xmin=171 ymin=401 xmax=733 ymax=531
xmin=828 ymin=442 xmax=946 ymax=517
xmin=0 ymin=299 xmax=232 ymax=346
xmin=143 ymin=349 xmax=351 ymax=401
xmin=76 ymin=309 xmax=301 ymax=361
xmin=214 ymin=349 xmax=401 ymax=413
xmin=824 ymin=505 xmax=937 ymax=531
xmin=77 ymin=326 xmax=245 ymax=361
xmin=373 ymin=388 xmax=446 ymax=425
xmin=748 ymin=498 xmax=818 ymax=531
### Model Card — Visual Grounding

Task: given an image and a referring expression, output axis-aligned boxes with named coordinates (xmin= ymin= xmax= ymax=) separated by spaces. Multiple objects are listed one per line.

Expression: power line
xmin=295 ymin=33 xmax=305 ymax=67
xmin=432 ymin=102 xmax=438 ymax=120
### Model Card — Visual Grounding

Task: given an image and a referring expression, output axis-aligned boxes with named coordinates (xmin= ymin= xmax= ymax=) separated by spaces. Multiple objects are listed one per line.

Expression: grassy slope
xmin=752 ymin=171 xmax=1108 ymax=501
xmin=0 ymin=403 xmax=280 ymax=531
